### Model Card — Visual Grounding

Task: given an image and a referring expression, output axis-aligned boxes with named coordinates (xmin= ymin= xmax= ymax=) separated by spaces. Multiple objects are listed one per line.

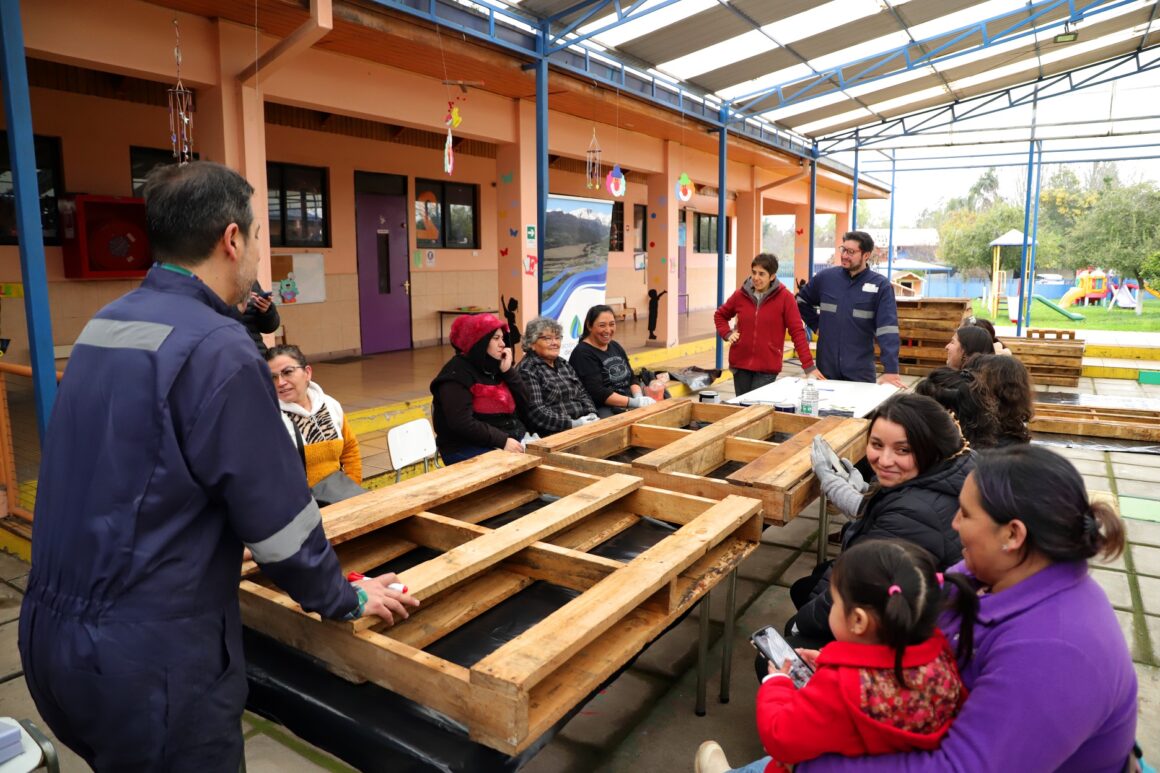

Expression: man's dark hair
xmin=144 ymin=161 xmax=255 ymax=267
xmin=842 ymin=230 xmax=874 ymax=253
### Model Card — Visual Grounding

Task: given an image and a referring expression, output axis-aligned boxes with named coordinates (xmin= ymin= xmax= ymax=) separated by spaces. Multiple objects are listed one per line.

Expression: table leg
xmin=695 ymin=591 xmax=710 ymax=716
xmin=816 ymin=492 xmax=829 ymax=566
xmin=719 ymin=568 xmax=737 ymax=704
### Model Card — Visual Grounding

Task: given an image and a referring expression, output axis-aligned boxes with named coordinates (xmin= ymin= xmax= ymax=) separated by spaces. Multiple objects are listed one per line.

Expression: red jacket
xmin=714 ymin=278 xmax=814 ymax=374
xmin=756 ymin=631 xmax=965 ymax=771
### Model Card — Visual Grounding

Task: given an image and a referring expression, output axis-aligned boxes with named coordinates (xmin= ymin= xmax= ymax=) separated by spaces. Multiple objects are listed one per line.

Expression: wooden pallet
xmin=525 ymin=398 xmax=868 ymax=524
xmin=1027 ymin=328 xmax=1077 ymax=340
xmin=239 ymin=451 xmax=762 ymax=755
xmin=1031 ymin=403 xmax=1160 ymax=442
xmin=896 ymin=297 xmax=973 ymax=342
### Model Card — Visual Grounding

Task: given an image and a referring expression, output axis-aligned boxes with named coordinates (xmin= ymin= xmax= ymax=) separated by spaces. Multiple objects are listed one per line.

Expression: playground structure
xmin=1058 ymin=269 xmax=1160 ymax=311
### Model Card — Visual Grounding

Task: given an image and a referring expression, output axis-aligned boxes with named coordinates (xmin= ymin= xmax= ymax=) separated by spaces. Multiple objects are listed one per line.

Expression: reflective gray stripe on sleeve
xmin=75 ymin=318 xmax=173 ymax=352
xmin=819 ymin=303 xmax=838 ymax=313
xmin=852 ymin=309 xmax=874 ymax=319
xmin=245 ymin=500 xmax=322 ymax=564
xmin=875 ymin=325 xmax=900 ymax=336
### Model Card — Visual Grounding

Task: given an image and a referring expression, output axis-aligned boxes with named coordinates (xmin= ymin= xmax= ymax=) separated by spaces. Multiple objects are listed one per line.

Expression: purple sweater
xmin=802 ymin=560 xmax=1137 ymax=772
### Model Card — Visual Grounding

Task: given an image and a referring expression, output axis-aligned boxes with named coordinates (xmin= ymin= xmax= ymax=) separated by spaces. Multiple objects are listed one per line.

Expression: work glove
xmin=570 ymin=413 xmax=599 ymax=428
xmin=811 ymin=436 xmax=865 ymax=518
xmin=627 ymin=395 xmax=656 ymax=409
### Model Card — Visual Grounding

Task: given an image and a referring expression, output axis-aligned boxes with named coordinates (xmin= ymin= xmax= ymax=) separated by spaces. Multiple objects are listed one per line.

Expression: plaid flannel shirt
xmin=517 ymin=351 xmax=598 ymax=434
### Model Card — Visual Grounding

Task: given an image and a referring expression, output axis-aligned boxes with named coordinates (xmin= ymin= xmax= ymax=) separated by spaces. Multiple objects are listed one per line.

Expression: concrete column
xmin=496 ymin=100 xmax=540 ymax=352
xmin=645 ymin=141 xmax=679 ymax=347
xmin=793 ymin=204 xmax=811 ymax=284
xmin=734 ymin=165 xmax=759 ymax=289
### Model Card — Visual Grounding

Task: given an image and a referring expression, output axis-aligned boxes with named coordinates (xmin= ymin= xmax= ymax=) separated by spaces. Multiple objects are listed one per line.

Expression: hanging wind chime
xmin=585 ymin=127 xmax=602 ymax=190
xmin=168 ymin=19 xmax=194 ymax=165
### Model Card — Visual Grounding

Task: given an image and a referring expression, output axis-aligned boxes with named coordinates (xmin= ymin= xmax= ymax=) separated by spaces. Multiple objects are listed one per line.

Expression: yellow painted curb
xmin=0 ymin=525 xmax=31 ymax=561
xmin=1082 ymin=365 xmax=1140 ymax=380
xmin=1083 ymin=344 xmax=1160 ymax=361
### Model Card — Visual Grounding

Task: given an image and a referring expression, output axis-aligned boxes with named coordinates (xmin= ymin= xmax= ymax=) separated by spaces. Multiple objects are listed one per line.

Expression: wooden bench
xmin=1027 ymin=328 xmax=1076 ymax=340
xmin=607 ymin=296 xmax=637 ymax=321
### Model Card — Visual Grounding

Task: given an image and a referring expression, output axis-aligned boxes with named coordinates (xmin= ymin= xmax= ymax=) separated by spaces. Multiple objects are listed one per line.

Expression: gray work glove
xmin=811 ymin=436 xmax=865 ymax=518
xmin=840 ymin=459 xmax=869 ymax=494
xmin=627 ymin=395 xmax=656 ymax=409
xmin=570 ymin=413 xmax=599 ymax=428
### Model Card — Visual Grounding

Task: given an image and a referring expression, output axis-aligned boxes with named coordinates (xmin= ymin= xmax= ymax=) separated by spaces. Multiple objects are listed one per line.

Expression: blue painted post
xmin=887 ymin=153 xmax=896 ymax=282
xmin=1015 ymin=137 xmax=1036 ymax=337
xmin=535 ymin=24 xmax=549 ymax=309
xmin=716 ymin=105 xmax=728 ymax=370
xmin=1026 ymin=140 xmax=1044 ymax=329
xmin=0 ymin=0 xmax=56 ymax=441
xmin=850 ymin=129 xmax=860 ymax=230
xmin=808 ymin=147 xmax=818 ymax=277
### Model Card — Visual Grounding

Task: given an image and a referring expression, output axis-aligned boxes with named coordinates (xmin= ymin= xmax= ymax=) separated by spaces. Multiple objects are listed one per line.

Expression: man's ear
xmin=222 ymin=222 xmax=241 ymax=261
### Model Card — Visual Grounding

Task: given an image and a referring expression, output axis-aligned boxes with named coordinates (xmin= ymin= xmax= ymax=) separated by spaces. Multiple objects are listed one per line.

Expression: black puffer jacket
xmin=788 ymin=452 xmax=975 ymax=643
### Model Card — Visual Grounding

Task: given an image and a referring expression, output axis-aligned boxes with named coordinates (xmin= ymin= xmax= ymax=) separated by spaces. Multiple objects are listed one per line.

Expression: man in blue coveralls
xmin=19 ymin=162 xmax=419 ymax=772
xmin=796 ymin=230 xmax=906 ymax=388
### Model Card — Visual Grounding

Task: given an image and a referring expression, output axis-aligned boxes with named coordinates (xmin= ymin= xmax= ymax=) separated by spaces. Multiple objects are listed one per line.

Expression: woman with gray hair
xmin=516 ymin=316 xmax=599 ymax=435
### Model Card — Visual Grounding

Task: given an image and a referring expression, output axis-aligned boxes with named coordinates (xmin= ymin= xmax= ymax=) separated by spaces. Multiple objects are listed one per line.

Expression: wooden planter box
xmin=525 ymin=398 xmax=869 ymax=525
xmin=239 ymin=451 xmax=763 ymax=755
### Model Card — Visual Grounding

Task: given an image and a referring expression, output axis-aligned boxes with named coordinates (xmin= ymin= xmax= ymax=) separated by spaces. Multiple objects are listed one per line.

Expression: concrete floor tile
xmin=1128 ymin=518 xmax=1160 ymax=548
xmin=737 ymin=544 xmax=797 ymax=584
xmin=521 ymin=736 xmax=602 ymax=773
xmin=1094 ymin=547 xmax=1126 ymax=572
xmin=760 ymin=515 xmax=818 ymax=550
xmin=0 ymin=583 xmax=21 ymax=625
xmin=1048 ymin=447 xmax=1107 ymax=463
xmin=778 ymin=553 xmax=823 ymax=588
xmin=632 ymin=615 xmax=702 ymax=679
xmin=1063 ymin=458 xmax=1109 ymax=476
xmin=1090 ymin=568 xmax=1133 ymax=610
xmin=1114 ymin=610 xmax=1144 ymax=663
xmin=1110 ymin=452 xmax=1160 ymax=468
xmin=1136 ymin=664 xmax=1160 ymax=759
xmin=738 ymin=584 xmax=798 ymax=635
xmin=1111 ymin=463 xmax=1160 ymax=483
xmin=1116 ymin=479 xmax=1160 ymax=499
xmin=1133 ymin=545 xmax=1160 ymax=577
xmin=243 ymin=732 xmax=339 ymax=773
xmin=557 ymin=671 xmax=667 ymax=749
xmin=1146 ymin=615 xmax=1160 ymax=665
xmin=696 ymin=577 xmax=765 ymax=624
xmin=1139 ymin=575 xmax=1160 ymax=616
xmin=1082 ymin=474 xmax=1111 ymax=492
xmin=0 ymin=551 xmax=29 ymax=582
xmin=0 ymin=679 xmax=93 ymax=772
xmin=0 ymin=619 xmax=20 ymax=679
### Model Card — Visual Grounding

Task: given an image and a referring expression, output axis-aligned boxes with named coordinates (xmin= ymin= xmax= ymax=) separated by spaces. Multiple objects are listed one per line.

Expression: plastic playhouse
xmin=1060 ymin=269 xmax=1108 ymax=308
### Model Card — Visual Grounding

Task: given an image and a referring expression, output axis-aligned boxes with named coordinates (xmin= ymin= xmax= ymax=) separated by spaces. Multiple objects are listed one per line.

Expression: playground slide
xmin=1146 ymin=283 xmax=1160 ymax=301
xmin=1059 ymin=286 xmax=1085 ymax=308
xmin=1033 ymin=294 xmax=1085 ymax=321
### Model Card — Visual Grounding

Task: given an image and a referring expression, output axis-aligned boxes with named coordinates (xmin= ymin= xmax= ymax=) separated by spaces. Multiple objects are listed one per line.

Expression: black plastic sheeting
xmin=244 ymin=500 xmax=683 ymax=772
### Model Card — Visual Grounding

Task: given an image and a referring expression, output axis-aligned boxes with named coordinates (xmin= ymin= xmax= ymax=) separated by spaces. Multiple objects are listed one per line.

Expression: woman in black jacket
xmin=784 ymin=393 xmax=974 ymax=648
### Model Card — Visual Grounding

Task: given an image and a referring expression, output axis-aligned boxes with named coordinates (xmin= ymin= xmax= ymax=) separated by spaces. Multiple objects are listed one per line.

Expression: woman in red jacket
xmin=714 ymin=253 xmax=818 ymax=397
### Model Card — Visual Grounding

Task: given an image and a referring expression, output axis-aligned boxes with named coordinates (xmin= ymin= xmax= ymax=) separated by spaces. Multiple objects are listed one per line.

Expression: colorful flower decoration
xmin=605 ymin=164 xmax=627 ymax=198
xmin=675 ymin=172 xmax=695 ymax=202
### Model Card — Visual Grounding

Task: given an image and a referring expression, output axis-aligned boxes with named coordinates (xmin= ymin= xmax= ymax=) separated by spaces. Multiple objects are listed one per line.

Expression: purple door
xmin=356 ymin=191 xmax=411 ymax=353
xmin=678 ymin=230 xmax=688 ymax=315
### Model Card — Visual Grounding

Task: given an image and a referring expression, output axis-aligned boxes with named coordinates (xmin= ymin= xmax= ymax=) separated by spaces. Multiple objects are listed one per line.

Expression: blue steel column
xmin=1015 ymin=137 xmax=1036 ymax=337
xmin=886 ymin=153 xmax=896 ymax=281
xmin=850 ymin=129 xmax=860 ymax=230
xmin=807 ymin=145 xmax=818 ymax=276
xmin=716 ymin=105 xmax=728 ymax=370
xmin=535 ymin=23 xmax=549 ymax=307
xmin=0 ymin=0 xmax=56 ymax=441
xmin=1025 ymin=140 xmax=1044 ymax=329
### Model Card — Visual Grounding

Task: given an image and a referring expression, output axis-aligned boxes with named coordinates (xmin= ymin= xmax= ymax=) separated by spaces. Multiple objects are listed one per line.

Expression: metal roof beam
xmin=546 ymin=0 xmax=688 ymax=54
xmin=729 ymin=0 xmax=1137 ymax=118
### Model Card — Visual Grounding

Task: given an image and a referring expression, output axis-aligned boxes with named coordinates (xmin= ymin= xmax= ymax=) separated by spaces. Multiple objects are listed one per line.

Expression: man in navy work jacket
xmin=19 ymin=162 xmax=418 ymax=772
xmin=796 ymin=230 xmax=906 ymax=388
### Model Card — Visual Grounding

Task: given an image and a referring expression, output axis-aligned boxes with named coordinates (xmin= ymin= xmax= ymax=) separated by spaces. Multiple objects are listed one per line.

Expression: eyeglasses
xmin=839 ymin=246 xmax=862 ymax=256
xmin=271 ymin=365 xmax=305 ymax=382
xmin=536 ymin=334 xmax=562 ymax=343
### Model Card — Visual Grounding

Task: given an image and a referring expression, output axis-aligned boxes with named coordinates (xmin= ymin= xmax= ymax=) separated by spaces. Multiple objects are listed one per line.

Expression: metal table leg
xmin=816 ymin=492 xmax=829 ymax=566
xmin=719 ymin=569 xmax=738 ymax=704
xmin=695 ymin=590 xmax=710 ymax=716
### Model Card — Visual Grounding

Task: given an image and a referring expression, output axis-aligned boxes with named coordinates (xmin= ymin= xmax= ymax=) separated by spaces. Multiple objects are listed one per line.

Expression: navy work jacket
xmin=796 ymin=266 xmax=900 ymax=382
xmin=25 ymin=267 xmax=355 ymax=622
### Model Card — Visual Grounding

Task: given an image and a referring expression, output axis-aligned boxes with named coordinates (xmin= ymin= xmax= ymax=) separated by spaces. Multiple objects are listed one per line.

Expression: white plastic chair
xmin=0 ymin=718 xmax=59 ymax=773
xmin=387 ymin=418 xmax=440 ymax=482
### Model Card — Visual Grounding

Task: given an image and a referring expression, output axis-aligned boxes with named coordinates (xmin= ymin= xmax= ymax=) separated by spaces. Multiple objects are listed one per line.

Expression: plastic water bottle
xmin=799 ymin=377 xmax=819 ymax=417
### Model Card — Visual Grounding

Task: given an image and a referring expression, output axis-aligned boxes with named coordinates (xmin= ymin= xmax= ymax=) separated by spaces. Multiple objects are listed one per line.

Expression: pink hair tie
xmin=888 ymin=585 xmax=902 ymax=596
xmin=936 ymin=573 xmax=945 ymax=587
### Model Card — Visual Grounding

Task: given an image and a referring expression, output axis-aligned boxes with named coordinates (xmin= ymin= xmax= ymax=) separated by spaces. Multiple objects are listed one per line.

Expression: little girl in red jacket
xmin=696 ymin=539 xmax=979 ymax=773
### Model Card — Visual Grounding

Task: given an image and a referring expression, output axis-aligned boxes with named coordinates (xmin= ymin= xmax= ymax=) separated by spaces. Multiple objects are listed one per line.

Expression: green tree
xmin=967 ymin=167 xmax=1000 ymax=211
xmin=937 ymin=201 xmax=1025 ymax=272
xmin=1070 ymin=182 xmax=1160 ymax=315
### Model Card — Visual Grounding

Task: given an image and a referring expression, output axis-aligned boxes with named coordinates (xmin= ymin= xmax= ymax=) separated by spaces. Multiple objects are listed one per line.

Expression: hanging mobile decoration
xmin=606 ymin=163 xmax=626 ymax=197
xmin=585 ymin=128 xmax=602 ymax=190
xmin=443 ymin=100 xmax=462 ymax=175
xmin=168 ymin=19 xmax=194 ymax=164
xmin=675 ymin=171 xmax=695 ymax=202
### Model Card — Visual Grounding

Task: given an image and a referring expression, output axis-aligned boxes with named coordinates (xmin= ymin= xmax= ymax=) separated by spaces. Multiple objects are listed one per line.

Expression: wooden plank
xmin=525 ymin=398 xmax=693 ymax=455
xmin=736 ymin=410 xmax=819 ymax=438
xmin=385 ymin=569 xmax=534 ymax=649
xmin=723 ymin=436 xmax=779 ymax=464
xmin=621 ymin=486 xmax=727 ymax=526
xmin=629 ymin=424 xmax=694 ymax=449
xmin=429 ymin=481 xmax=540 ymax=522
xmin=726 ymin=416 xmax=843 ymax=489
xmin=636 ymin=400 xmax=694 ymax=428
xmin=472 ymin=495 xmax=762 ymax=692
xmin=1030 ymin=415 xmax=1160 ymax=442
xmin=632 ymin=404 xmax=773 ymax=474
xmin=552 ymin=508 xmax=641 ymax=551
xmin=565 ymin=425 xmax=632 ymax=459
xmin=762 ymin=418 xmax=869 ymax=490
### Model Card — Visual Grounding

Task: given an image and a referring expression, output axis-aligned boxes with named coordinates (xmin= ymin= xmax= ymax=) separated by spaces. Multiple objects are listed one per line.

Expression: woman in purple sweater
xmin=800 ymin=445 xmax=1137 ymax=773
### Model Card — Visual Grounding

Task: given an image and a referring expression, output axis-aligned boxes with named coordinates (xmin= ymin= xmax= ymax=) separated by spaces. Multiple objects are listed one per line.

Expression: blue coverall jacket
xmin=796 ymin=265 xmax=901 ymax=383
xmin=19 ymin=267 xmax=357 ymax=772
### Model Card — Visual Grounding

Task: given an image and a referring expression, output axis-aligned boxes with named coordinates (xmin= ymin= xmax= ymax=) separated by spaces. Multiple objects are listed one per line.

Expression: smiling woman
xmin=516 ymin=316 xmax=598 ymax=436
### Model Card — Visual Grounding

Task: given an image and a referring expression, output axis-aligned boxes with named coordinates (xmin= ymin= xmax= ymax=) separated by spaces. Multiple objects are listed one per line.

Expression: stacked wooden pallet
xmin=526 ymin=397 xmax=869 ymax=525
xmin=891 ymin=297 xmax=973 ymax=376
xmin=998 ymin=337 xmax=1084 ymax=387
xmin=1031 ymin=402 xmax=1160 ymax=442
xmin=240 ymin=450 xmax=762 ymax=755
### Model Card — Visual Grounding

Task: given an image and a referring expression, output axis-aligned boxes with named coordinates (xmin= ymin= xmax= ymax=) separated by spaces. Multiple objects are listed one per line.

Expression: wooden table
xmin=437 ymin=308 xmax=498 ymax=345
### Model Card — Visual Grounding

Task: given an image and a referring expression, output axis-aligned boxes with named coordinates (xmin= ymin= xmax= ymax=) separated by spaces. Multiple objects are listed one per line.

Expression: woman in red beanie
xmin=430 ymin=313 xmax=529 ymax=464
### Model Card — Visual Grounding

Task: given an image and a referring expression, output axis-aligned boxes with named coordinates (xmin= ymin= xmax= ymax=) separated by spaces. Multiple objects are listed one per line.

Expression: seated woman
xmin=430 ymin=313 xmax=528 ymax=464
xmin=516 ymin=316 xmax=599 ymax=436
xmin=266 ymin=344 xmax=362 ymax=487
xmin=790 ymin=393 xmax=973 ymax=647
xmin=968 ymin=354 xmax=1034 ymax=446
xmin=914 ymin=367 xmax=1000 ymax=449
xmin=570 ymin=305 xmax=655 ymax=417
xmin=798 ymin=446 xmax=1137 ymax=772
xmin=944 ymin=325 xmax=993 ymax=370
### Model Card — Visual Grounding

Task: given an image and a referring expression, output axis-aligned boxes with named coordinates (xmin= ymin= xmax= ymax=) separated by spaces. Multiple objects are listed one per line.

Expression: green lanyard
xmin=155 ymin=262 xmax=195 ymax=278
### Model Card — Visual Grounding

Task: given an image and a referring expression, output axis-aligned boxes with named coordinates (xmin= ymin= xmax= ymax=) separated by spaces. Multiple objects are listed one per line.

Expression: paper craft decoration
xmin=443 ymin=101 xmax=461 ymax=175
xmin=585 ymin=128 xmax=602 ymax=190
xmin=675 ymin=172 xmax=695 ymax=202
xmin=605 ymin=164 xmax=626 ymax=198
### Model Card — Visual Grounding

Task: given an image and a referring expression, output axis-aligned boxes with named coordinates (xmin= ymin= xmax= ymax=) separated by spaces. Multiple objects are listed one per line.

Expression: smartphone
xmin=259 ymin=290 xmax=273 ymax=299
xmin=750 ymin=625 xmax=814 ymax=688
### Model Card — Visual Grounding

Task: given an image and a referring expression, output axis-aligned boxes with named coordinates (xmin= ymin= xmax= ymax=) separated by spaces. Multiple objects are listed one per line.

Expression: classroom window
xmin=130 ymin=146 xmax=199 ymax=196
xmin=415 ymin=179 xmax=479 ymax=249
xmin=267 ymin=162 xmax=329 ymax=247
xmin=609 ymin=202 xmax=625 ymax=252
xmin=694 ymin=213 xmax=731 ymax=253
xmin=0 ymin=133 xmax=64 ymax=245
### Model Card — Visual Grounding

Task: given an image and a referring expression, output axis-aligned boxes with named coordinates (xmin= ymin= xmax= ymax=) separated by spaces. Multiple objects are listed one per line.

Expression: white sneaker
xmin=695 ymin=740 xmax=732 ymax=773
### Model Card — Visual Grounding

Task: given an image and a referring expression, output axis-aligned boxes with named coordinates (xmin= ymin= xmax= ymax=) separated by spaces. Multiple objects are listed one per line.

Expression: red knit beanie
xmin=449 ymin=313 xmax=508 ymax=354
